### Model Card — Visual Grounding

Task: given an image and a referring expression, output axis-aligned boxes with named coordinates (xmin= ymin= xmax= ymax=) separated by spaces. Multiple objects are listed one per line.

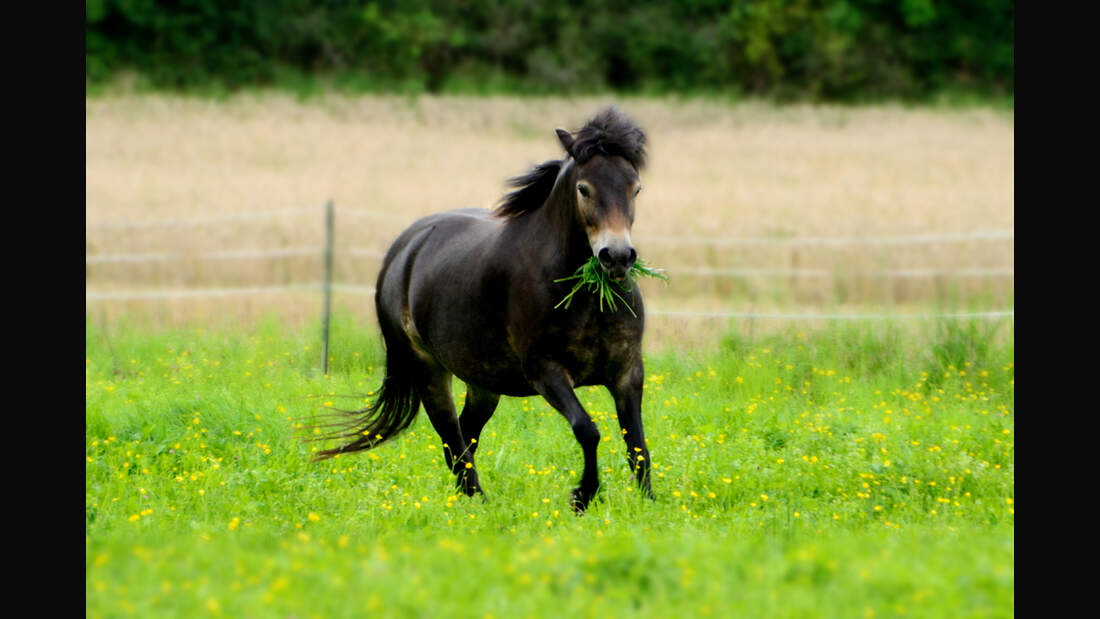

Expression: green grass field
xmin=86 ymin=316 xmax=1013 ymax=618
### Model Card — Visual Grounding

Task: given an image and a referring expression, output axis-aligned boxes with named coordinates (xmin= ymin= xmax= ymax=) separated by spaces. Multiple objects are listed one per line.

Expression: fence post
xmin=321 ymin=200 xmax=334 ymax=375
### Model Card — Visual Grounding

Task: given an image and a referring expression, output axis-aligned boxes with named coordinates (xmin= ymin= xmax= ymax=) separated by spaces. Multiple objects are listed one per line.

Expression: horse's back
xmin=380 ymin=206 xmax=493 ymax=264
xmin=374 ymin=207 xmax=534 ymax=392
xmin=375 ymin=207 xmax=502 ymax=322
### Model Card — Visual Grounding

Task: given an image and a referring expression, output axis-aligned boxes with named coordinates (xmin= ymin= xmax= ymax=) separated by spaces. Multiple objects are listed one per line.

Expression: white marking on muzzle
xmin=590 ymin=227 xmax=633 ymax=260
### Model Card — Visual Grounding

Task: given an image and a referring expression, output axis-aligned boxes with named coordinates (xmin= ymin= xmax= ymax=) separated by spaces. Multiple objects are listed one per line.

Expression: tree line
xmin=86 ymin=0 xmax=1013 ymax=101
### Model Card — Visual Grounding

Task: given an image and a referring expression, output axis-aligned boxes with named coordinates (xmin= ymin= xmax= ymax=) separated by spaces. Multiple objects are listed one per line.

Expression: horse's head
xmin=556 ymin=107 xmax=647 ymax=282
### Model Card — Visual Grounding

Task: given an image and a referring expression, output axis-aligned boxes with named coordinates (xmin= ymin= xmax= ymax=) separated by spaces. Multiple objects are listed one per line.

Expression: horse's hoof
xmin=456 ymin=469 xmax=482 ymax=497
xmin=570 ymin=487 xmax=589 ymax=514
xmin=570 ymin=485 xmax=599 ymax=514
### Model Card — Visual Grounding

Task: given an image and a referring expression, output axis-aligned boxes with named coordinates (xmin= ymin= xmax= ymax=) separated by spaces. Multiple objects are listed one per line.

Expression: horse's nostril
xmin=627 ymin=247 xmax=637 ymax=265
xmin=598 ymin=247 xmax=613 ymax=265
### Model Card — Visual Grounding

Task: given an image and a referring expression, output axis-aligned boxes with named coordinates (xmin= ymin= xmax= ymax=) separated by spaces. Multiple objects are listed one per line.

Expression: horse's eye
xmin=577 ymin=184 xmax=590 ymax=199
xmin=634 ymin=185 xmax=642 ymax=197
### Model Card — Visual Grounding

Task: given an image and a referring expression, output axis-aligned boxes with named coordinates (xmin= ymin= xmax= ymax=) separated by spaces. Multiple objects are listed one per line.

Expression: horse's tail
xmin=311 ymin=321 xmax=422 ymax=461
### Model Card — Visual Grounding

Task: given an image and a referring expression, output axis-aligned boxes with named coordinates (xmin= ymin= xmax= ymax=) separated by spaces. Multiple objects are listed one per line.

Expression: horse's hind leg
xmin=415 ymin=366 xmax=484 ymax=496
xmin=459 ymin=385 xmax=500 ymax=458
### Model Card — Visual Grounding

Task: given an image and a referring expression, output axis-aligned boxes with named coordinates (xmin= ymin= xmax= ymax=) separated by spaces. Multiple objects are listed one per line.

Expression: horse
xmin=314 ymin=107 xmax=654 ymax=513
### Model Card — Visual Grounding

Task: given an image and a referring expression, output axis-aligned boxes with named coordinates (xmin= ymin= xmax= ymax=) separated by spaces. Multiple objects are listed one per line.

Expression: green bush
xmin=85 ymin=0 xmax=1013 ymax=101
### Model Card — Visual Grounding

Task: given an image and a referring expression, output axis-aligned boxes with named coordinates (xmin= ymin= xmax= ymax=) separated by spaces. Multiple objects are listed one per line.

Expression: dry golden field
xmin=86 ymin=94 xmax=1013 ymax=343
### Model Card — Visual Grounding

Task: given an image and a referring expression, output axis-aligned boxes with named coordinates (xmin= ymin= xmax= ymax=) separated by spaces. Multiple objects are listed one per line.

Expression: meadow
xmin=86 ymin=316 xmax=1013 ymax=618
xmin=86 ymin=94 xmax=1013 ymax=616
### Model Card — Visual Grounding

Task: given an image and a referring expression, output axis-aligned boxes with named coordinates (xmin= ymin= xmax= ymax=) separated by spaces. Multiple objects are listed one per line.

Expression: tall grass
xmin=86 ymin=95 xmax=1014 ymax=330
xmin=86 ymin=317 xmax=1013 ymax=617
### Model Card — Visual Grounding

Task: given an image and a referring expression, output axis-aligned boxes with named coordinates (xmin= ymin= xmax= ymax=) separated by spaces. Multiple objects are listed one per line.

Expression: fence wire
xmin=86 ymin=205 xmax=1015 ymax=321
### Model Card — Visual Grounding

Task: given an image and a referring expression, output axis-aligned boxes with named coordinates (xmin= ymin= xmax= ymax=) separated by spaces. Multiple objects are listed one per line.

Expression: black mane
xmin=493 ymin=107 xmax=646 ymax=219
xmin=493 ymin=159 xmax=563 ymax=219
xmin=568 ymin=107 xmax=647 ymax=169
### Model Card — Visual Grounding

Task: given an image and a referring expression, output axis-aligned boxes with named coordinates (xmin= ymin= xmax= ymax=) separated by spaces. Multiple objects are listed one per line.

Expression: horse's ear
xmin=555 ymin=128 xmax=575 ymax=156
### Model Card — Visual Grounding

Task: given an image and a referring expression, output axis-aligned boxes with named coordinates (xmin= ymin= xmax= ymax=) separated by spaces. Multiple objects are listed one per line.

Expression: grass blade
xmin=554 ymin=256 xmax=669 ymax=315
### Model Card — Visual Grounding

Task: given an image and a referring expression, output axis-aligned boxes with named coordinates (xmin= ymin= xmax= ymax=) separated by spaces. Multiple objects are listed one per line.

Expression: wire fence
xmin=645 ymin=229 xmax=1015 ymax=246
xmin=86 ymin=203 xmax=1015 ymax=322
xmin=84 ymin=281 xmax=1015 ymax=321
xmin=85 ymin=248 xmax=1014 ymax=280
xmin=89 ymin=205 xmax=1014 ymax=246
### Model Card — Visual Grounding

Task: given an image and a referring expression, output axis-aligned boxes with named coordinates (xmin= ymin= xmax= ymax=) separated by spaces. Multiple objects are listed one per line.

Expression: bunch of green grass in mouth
xmin=554 ymin=256 xmax=669 ymax=317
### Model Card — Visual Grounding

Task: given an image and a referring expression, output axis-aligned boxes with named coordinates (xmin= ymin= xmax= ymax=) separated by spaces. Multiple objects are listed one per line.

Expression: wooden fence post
xmin=321 ymin=200 xmax=334 ymax=375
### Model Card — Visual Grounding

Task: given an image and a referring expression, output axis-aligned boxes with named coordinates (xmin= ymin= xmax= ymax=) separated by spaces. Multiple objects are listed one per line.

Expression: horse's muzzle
xmin=597 ymin=245 xmax=637 ymax=281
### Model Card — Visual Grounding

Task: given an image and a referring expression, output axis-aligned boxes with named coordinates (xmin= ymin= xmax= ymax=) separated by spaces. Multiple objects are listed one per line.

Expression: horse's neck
xmin=510 ymin=171 xmax=590 ymax=270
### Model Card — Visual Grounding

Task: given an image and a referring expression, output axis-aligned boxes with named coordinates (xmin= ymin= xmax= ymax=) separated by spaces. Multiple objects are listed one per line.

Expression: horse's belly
xmin=428 ymin=328 xmax=537 ymax=397
xmin=457 ymin=369 xmax=539 ymax=398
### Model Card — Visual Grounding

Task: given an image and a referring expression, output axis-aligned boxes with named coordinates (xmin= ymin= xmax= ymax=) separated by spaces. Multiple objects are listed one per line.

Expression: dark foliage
xmin=86 ymin=0 xmax=1013 ymax=101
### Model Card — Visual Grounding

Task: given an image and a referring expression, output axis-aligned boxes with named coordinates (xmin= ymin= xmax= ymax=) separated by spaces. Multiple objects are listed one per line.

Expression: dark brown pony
xmin=315 ymin=107 xmax=653 ymax=512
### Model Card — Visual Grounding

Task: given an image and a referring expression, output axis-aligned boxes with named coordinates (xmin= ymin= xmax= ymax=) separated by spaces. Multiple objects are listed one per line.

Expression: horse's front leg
xmin=609 ymin=361 xmax=655 ymax=500
xmin=528 ymin=362 xmax=602 ymax=513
